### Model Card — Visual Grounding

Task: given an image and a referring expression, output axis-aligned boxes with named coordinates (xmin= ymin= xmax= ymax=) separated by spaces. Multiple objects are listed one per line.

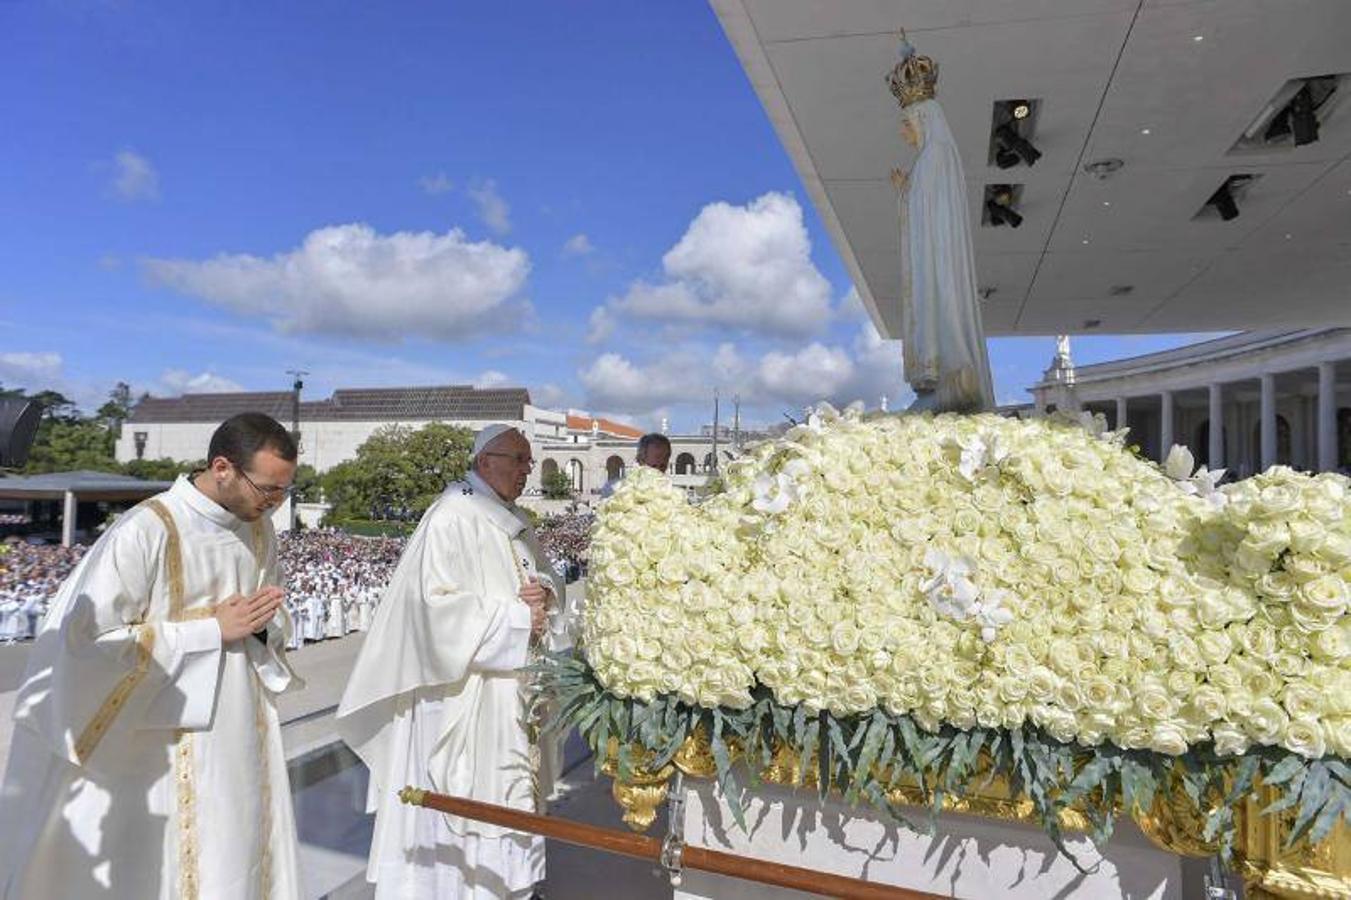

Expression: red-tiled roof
xmin=565 ymin=414 xmax=643 ymax=439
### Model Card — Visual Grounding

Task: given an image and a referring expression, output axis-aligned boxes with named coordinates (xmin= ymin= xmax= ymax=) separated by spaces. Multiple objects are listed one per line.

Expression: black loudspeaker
xmin=0 ymin=399 xmax=42 ymax=468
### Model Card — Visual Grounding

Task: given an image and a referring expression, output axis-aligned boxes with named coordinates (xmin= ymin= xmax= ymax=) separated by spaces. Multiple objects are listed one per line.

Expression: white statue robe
xmin=898 ymin=98 xmax=996 ymax=412
xmin=336 ymin=472 xmax=573 ymax=900
xmin=0 ymin=476 xmax=304 ymax=900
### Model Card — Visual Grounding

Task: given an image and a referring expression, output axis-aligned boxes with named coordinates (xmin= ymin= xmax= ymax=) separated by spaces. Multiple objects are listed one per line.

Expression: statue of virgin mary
xmin=887 ymin=34 xmax=996 ymax=413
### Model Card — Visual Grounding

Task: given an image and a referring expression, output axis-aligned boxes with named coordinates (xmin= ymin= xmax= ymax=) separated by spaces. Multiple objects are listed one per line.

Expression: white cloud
xmin=586 ymin=306 xmax=617 ymax=344
xmin=467 ymin=178 xmax=511 ymax=235
xmin=578 ymin=323 xmax=905 ymax=416
xmin=143 ymin=223 xmax=531 ymax=342
xmin=532 ymin=382 xmax=568 ymax=409
xmin=109 ymin=149 xmax=159 ymax=201
xmin=838 ymin=286 xmax=868 ymax=322
xmin=0 ymin=352 xmax=64 ymax=389
xmin=472 ymin=369 xmax=511 ymax=389
xmin=159 ymin=369 xmax=244 ymax=395
xmin=419 ymin=172 xmax=453 ymax=195
xmin=0 ymin=352 xmax=109 ymax=412
xmin=578 ymin=352 xmax=697 ymax=412
xmin=602 ymin=192 xmax=833 ymax=337
xmin=562 ymin=233 xmax=594 ymax=256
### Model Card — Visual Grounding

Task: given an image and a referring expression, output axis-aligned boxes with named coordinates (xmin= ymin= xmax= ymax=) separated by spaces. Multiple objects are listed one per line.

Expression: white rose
xmin=1282 ymin=718 xmax=1327 ymax=759
xmin=1150 ymin=722 xmax=1189 ymax=756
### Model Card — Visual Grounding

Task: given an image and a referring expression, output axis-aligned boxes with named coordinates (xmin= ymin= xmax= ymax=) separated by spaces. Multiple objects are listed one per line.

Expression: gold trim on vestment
xmin=144 ymin=499 xmax=186 ymax=620
xmin=175 ymin=732 xmax=200 ymax=900
xmin=252 ymin=672 xmax=274 ymax=898
xmin=145 ymin=498 xmax=202 ymax=900
xmin=73 ymin=624 xmax=155 ymax=763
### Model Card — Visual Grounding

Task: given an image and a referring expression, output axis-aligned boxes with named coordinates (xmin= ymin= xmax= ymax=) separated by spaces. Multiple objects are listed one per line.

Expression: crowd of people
xmin=0 ymin=513 xmax=596 ymax=645
xmin=276 ymin=528 xmax=405 ymax=649
xmin=0 ymin=541 xmax=88 ymax=643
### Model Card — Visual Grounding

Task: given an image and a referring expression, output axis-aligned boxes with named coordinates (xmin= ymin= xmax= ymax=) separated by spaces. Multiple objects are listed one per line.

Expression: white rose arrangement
xmin=585 ymin=406 xmax=1350 ymax=761
xmin=551 ymin=405 xmax=1350 ymax=858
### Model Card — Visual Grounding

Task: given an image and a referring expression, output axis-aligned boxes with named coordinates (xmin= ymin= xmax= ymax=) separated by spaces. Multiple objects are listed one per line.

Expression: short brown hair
xmin=208 ymin=413 xmax=298 ymax=468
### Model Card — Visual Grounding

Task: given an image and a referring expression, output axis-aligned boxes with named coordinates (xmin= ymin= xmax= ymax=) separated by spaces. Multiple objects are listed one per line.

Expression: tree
xmin=542 ymin=469 xmax=573 ymax=499
xmin=22 ymin=419 xmax=118 ymax=473
xmin=291 ymin=463 xmax=321 ymax=503
xmin=321 ymin=422 xmax=474 ymax=521
xmin=122 ymin=457 xmax=201 ymax=482
xmin=29 ymin=390 xmax=79 ymax=424
xmin=97 ymin=382 xmax=133 ymax=430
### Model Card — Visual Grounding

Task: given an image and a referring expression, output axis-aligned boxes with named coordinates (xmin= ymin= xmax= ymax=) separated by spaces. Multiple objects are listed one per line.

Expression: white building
xmin=1029 ymin=329 xmax=1351 ymax=477
xmin=117 ymin=385 xmax=568 ymax=480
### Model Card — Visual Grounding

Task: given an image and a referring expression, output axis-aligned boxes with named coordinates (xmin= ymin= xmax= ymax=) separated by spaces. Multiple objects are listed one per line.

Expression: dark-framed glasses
xmin=482 ymin=452 xmax=536 ymax=471
xmin=234 ymin=464 xmax=289 ymax=500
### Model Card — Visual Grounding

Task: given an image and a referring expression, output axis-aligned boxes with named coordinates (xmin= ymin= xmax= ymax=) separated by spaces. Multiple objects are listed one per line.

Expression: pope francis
xmin=337 ymin=425 xmax=573 ymax=899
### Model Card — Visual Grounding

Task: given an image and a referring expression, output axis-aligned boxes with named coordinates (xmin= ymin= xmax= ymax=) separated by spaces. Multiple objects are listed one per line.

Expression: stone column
xmin=62 ymin=490 xmax=78 ymax=548
xmin=1260 ymin=373 xmax=1277 ymax=471
xmin=1159 ymin=391 xmax=1175 ymax=456
xmin=1208 ymin=383 xmax=1224 ymax=470
xmin=1115 ymin=397 xmax=1128 ymax=432
xmin=1318 ymin=362 xmax=1337 ymax=472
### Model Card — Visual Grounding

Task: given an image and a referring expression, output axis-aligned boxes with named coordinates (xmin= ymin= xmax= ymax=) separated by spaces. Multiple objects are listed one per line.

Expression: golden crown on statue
xmin=885 ymin=29 xmax=938 ymax=108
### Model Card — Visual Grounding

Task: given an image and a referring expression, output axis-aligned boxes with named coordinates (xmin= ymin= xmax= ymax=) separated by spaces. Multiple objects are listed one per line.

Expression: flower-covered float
xmin=538 ymin=405 xmax=1350 ymax=895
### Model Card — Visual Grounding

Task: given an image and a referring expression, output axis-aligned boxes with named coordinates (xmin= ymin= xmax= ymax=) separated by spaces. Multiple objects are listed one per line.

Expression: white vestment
xmin=356 ymin=592 xmax=374 ymax=631
xmin=336 ymin=472 xmax=573 ymax=899
xmin=0 ymin=599 xmax=24 ymax=642
xmin=0 ymin=476 xmax=303 ymax=900
xmin=304 ymin=594 xmax=326 ymax=641
xmin=325 ymin=592 xmax=345 ymax=639
xmin=898 ymin=98 xmax=996 ymax=412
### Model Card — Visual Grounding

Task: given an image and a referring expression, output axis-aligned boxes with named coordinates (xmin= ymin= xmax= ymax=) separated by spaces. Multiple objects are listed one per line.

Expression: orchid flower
xmin=950 ymin=429 xmax=1010 ymax=482
xmin=971 ymin=589 xmax=1016 ymax=642
xmin=751 ymin=459 xmax=811 ymax=515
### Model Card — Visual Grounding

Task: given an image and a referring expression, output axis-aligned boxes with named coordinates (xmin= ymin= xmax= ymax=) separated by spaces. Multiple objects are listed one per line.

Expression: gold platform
xmin=601 ymin=735 xmax=1350 ymax=899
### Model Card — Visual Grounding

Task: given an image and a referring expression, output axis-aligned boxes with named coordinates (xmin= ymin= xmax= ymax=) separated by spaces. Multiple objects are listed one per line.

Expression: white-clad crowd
xmin=0 ymin=530 xmax=404 ymax=645
xmin=277 ymin=529 xmax=403 ymax=649
xmin=1 ymin=517 xmax=592 ymax=646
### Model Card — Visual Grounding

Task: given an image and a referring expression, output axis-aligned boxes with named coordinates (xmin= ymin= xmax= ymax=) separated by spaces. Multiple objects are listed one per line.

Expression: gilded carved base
xmin=602 ymin=736 xmax=1351 ymax=898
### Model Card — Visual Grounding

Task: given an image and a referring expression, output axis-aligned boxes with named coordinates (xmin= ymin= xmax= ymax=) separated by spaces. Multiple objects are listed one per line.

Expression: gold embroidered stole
xmin=74 ymin=497 xmax=270 ymax=900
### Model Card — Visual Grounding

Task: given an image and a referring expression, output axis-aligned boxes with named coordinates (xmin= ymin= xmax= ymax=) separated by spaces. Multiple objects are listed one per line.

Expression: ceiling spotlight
xmin=1259 ymin=79 xmax=1335 ymax=149
xmin=1193 ymin=34 xmax=1204 ymax=42
xmin=1140 ymin=127 xmax=1152 ymax=135
xmin=1290 ymin=85 xmax=1320 ymax=145
xmin=984 ymin=184 xmax=1023 ymax=228
xmin=1207 ymin=183 xmax=1240 ymax=220
xmin=1011 ymin=100 xmax=1032 ymax=120
xmin=995 ymin=123 xmax=1041 ymax=166
xmin=1198 ymin=174 xmax=1256 ymax=222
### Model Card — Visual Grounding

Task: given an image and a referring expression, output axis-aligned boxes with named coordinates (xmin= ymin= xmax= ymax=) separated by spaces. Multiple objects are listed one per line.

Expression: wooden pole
xmin=400 ymin=786 xmax=940 ymax=900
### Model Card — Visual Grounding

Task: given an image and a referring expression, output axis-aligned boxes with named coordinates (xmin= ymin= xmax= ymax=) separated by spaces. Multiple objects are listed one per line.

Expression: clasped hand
xmin=215 ymin=586 xmax=285 ymax=642
xmin=519 ymin=579 xmax=551 ymax=640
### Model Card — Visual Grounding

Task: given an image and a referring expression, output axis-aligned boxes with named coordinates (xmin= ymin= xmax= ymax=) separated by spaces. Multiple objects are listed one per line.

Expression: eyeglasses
xmin=234 ymin=464 xmax=290 ymax=500
xmin=481 ymin=452 xmax=536 ymax=471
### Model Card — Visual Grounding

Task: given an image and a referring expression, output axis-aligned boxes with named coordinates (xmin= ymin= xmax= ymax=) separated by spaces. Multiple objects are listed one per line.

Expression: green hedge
xmin=325 ymin=518 xmax=417 ymax=538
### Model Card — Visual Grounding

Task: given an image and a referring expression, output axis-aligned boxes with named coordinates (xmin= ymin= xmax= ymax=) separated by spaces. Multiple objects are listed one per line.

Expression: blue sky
xmin=1 ymin=1 xmax=1212 ymax=431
